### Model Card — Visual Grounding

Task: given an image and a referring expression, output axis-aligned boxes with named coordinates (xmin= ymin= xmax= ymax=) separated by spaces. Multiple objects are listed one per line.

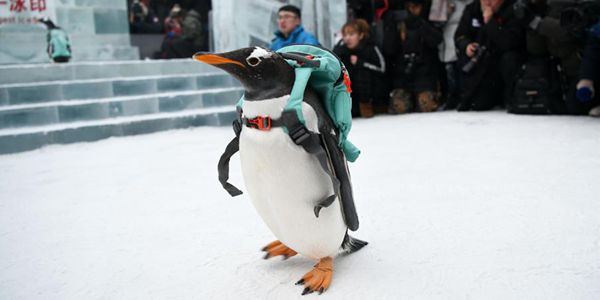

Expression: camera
xmin=462 ymin=45 xmax=487 ymax=73
xmin=403 ymin=53 xmax=418 ymax=75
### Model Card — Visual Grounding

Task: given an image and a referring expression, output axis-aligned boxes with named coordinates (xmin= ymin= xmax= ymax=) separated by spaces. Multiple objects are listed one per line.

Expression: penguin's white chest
xmin=239 ymin=95 xmax=346 ymax=259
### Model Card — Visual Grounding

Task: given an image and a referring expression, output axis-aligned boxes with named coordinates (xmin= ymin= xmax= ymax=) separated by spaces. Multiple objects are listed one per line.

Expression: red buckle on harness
xmin=247 ymin=116 xmax=272 ymax=131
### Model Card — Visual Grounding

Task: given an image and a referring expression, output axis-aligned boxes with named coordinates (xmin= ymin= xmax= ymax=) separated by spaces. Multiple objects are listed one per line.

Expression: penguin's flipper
xmin=301 ymin=87 xmax=359 ymax=230
xmin=314 ymin=194 xmax=336 ymax=217
xmin=261 ymin=240 xmax=297 ymax=260
xmin=321 ymin=130 xmax=360 ymax=231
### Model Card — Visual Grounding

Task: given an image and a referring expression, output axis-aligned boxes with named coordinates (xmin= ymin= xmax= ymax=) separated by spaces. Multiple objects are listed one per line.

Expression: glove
xmin=576 ymin=79 xmax=595 ymax=102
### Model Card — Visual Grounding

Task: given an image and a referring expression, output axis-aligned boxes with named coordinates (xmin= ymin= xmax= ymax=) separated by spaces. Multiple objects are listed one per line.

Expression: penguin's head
xmin=194 ymin=47 xmax=295 ymax=100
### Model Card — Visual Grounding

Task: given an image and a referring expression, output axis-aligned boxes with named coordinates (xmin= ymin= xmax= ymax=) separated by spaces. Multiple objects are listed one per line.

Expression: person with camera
xmin=511 ymin=0 xmax=599 ymax=115
xmin=454 ymin=0 xmax=526 ymax=111
xmin=576 ymin=20 xmax=600 ymax=116
xmin=388 ymin=0 xmax=444 ymax=114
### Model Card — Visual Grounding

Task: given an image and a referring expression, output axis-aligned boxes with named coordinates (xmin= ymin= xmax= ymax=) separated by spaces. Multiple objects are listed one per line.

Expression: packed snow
xmin=1 ymin=111 xmax=599 ymax=299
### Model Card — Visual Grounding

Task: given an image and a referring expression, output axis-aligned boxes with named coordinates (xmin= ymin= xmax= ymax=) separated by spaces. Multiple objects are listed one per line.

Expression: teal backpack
xmin=236 ymin=44 xmax=361 ymax=162
xmin=218 ymin=45 xmax=361 ymax=230
xmin=47 ymin=28 xmax=71 ymax=59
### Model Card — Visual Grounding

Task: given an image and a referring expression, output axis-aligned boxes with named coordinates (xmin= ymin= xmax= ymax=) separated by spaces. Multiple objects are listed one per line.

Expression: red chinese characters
xmin=10 ymin=0 xmax=27 ymax=12
xmin=6 ymin=0 xmax=45 ymax=12
xmin=29 ymin=0 xmax=45 ymax=12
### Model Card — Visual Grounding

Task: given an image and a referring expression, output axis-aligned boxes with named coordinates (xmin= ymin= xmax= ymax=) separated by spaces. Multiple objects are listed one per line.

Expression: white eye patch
xmin=246 ymin=47 xmax=273 ymax=66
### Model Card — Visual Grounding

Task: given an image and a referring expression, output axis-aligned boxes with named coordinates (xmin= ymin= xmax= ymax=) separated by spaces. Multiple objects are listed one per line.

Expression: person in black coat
xmin=454 ymin=0 xmax=525 ymax=111
xmin=388 ymin=0 xmax=444 ymax=114
xmin=576 ymin=21 xmax=600 ymax=116
xmin=334 ymin=19 xmax=386 ymax=118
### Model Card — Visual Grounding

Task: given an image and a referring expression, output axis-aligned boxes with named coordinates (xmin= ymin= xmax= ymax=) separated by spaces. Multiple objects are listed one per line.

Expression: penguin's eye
xmin=246 ymin=57 xmax=262 ymax=67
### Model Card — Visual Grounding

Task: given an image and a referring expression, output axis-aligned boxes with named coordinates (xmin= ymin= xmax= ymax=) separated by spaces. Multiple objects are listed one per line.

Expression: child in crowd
xmin=334 ymin=19 xmax=386 ymax=118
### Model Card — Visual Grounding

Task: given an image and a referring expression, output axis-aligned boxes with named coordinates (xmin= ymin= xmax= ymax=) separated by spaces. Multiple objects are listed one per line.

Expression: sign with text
xmin=0 ymin=0 xmax=56 ymax=26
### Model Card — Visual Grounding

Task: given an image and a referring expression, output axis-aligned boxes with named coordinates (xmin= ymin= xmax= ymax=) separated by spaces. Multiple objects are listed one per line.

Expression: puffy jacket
xmin=271 ymin=25 xmax=319 ymax=51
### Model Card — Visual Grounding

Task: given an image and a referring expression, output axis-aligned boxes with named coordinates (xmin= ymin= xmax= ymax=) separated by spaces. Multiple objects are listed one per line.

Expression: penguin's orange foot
xmin=261 ymin=240 xmax=297 ymax=260
xmin=295 ymin=257 xmax=333 ymax=295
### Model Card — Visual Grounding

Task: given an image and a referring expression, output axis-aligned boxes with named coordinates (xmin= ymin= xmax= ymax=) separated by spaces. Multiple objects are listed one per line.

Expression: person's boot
xmin=589 ymin=105 xmax=600 ymax=117
xmin=359 ymin=102 xmax=375 ymax=118
xmin=388 ymin=89 xmax=412 ymax=114
xmin=417 ymin=91 xmax=439 ymax=112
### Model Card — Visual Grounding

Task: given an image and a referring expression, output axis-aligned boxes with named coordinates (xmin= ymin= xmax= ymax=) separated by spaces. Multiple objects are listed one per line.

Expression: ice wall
xmin=0 ymin=0 xmax=139 ymax=64
xmin=212 ymin=0 xmax=346 ymax=52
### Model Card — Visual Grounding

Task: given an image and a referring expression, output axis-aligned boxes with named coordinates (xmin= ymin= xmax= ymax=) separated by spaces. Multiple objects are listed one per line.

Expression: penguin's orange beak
xmin=193 ymin=53 xmax=245 ymax=68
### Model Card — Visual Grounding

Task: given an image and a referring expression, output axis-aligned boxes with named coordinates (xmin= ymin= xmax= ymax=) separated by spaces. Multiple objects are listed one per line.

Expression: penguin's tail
xmin=340 ymin=233 xmax=368 ymax=256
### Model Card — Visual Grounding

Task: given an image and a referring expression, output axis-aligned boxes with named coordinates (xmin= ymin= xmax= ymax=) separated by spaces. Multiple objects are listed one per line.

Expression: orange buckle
xmin=247 ymin=116 xmax=272 ymax=131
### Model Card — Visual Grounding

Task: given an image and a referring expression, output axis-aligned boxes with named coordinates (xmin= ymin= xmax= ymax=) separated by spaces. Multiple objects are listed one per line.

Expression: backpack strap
xmin=217 ymin=108 xmax=243 ymax=197
xmin=280 ymin=110 xmax=342 ymax=217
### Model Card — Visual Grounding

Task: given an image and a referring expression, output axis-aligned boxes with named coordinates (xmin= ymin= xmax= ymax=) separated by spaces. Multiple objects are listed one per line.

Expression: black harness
xmin=217 ymin=108 xmax=342 ymax=213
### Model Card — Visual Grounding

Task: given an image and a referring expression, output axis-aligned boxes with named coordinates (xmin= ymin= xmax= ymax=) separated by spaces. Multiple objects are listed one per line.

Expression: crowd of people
xmin=128 ymin=0 xmax=211 ymax=58
xmin=271 ymin=1 xmax=600 ymax=118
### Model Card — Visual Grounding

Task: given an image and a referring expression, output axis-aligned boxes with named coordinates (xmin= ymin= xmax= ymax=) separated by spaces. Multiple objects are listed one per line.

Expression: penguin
xmin=194 ymin=46 xmax=367 ymax=295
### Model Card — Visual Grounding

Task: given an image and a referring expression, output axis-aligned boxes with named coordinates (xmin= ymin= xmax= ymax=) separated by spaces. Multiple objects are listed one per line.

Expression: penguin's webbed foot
xmin=296 ymin=257 xmax=333 ymax=295
xmin=313 ymin=195 xmax=336 ymax=218
xmin=261 ymin=240 xmax=297 ymax=260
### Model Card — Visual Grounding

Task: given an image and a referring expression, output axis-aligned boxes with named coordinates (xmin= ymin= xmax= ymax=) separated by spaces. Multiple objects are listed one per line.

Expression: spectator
xmin=376 ymin=0 xmax=405 ymax=113
xmin=271 ymin=5 xmax=320 ymax=51
xmin=334 ymin=19 xmax=386 ymax=118
xmin=454 ymin=0 xmax=525 ymax=111
xmin=161 ymin=7 xmax=204 ymax=59
xmin=181 ymin=8 xmax=204 ymax=50
xmin=435 ymin=0 xmax=473 ymax=109
xmin=576 ymin=20 xmax=600 ymax=116
xmin=164 ymin=4 xmax=183 ymax=39
xmin=38 ymin=17 xmax=71 ymax=63
xmin=389 ymin=0 xmax=444 ymax=114
xmin=511 ymin=0 xmax=597 ymax=115
xmin=129 ymin=0 xmax=162 ymax=34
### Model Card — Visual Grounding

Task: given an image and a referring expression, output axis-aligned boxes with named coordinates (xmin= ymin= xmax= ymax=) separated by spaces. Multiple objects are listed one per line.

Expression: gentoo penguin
xmin=194 ymin=47 xmax=367 ymax=295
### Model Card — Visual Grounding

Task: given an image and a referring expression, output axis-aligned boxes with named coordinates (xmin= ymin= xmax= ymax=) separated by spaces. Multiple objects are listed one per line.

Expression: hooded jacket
xmin=271 ymin=25 xmax=320 ymax=51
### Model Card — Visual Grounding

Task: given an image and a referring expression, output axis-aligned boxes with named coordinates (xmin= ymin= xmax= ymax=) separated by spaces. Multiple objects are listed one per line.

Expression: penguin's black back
xmin=302 ymin=87 xmax=360 ymax=231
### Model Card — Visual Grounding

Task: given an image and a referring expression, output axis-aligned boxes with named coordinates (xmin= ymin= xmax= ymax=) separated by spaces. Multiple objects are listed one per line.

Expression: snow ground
xmin=1 ymin=111 xmax=600 ymax=299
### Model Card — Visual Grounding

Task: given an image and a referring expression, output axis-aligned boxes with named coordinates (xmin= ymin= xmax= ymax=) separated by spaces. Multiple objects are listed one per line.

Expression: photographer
xmin=508 ymin=0 xmax=570 ymax=114
xmin=576 ymin=20 xmax=600 ymax=116
xmin=454 ymin=0 xmax=526 ymax=111
xmin=389 ymin=0 xmax=444 ymax=114
xmin=512 ymin=0 xmax=599 ymax=114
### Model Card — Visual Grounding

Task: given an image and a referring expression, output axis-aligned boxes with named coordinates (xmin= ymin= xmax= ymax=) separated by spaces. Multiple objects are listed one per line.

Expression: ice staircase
xmin=0 ymin=60 xmax=243 ymax=154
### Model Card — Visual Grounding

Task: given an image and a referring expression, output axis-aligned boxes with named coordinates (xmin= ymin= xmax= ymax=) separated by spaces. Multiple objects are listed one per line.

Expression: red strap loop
xmin=343 ymin=71 xmax=352 ymax=93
